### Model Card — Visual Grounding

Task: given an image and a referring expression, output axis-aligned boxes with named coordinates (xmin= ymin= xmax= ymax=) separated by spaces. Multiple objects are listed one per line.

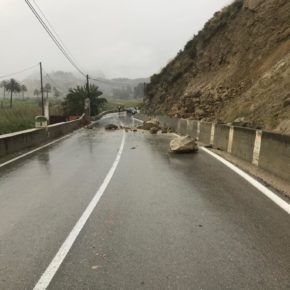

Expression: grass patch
xmin=0 ymin=98 xmax=62 ymax=135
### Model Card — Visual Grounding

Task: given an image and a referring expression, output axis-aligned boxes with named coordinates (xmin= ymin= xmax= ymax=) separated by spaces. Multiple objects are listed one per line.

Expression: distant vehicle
xmin=126 ymin=107 xmax=138 ymax=115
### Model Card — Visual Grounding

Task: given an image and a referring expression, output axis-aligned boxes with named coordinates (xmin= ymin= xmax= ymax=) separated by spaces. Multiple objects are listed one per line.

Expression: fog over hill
xmin=23 ymin=71 xmax=149 ymax=99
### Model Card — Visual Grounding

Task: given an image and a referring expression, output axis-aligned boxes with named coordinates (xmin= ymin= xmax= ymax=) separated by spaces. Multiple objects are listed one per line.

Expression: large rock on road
xmin=170 ymin=135 xmax=198 ymax=153
xmin=139 ymin=119 xmax=160 ymax=130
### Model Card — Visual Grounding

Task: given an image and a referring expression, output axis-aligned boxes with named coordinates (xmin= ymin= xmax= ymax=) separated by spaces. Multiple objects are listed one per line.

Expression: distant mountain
xmin=23 ymin=71 xmax=149 ymax=99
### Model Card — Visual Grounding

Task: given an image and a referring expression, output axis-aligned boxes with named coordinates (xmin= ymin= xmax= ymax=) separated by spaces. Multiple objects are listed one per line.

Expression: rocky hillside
xmin=144 ymin=0 xmax=290 ymax=133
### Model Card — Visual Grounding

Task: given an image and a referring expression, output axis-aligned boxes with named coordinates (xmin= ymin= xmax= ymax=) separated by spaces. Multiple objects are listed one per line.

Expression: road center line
xmin=33 ymin=130 xmax=126 ymax=290
xmin=201 ymin=147 xmax=290 ymax=215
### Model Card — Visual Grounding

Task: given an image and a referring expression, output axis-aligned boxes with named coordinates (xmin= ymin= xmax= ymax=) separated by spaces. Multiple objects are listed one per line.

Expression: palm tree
xmin=53 ymin=86 xmax=60 ymax=98
xmin=63 ymin=84 xmax=105 ymax=116
xmin=0 ymin=80 xmax=8 ymax=100
xmin=6 ymin=79 xmax=21 ymax=108
xmin=20 ymin=85 xmax=28 ymax=100
xmin=44 ymin=83 xmax=51 ymax=99
xmin=34 ymin=89 xmax=40 ymax=98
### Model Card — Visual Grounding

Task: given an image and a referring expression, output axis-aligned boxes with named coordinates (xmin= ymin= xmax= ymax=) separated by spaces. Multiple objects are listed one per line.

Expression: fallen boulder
xmin=170 ymin=135 xmax=198 ymax=153
xmin=139 ymin=119 xmax=160 ymax=130
xmin=105 ymin=124 xmax=119 ymax=130
xmin=150 ymin=127 xmax=159 ymax=134
xmin=161 ymin=127 xmax=168 ymax=134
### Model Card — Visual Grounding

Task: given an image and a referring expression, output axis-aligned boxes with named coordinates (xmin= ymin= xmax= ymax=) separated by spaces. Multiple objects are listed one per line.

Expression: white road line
xmin=201 ymin=147 xmax=290 ymax=215
xmin=33 ymin=130 xmax=126 ymax=290
xmin=0 ymin=135 xmax=71 ymax=169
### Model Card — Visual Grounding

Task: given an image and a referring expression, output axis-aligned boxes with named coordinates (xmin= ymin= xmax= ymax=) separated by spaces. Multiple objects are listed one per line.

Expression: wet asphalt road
xmin=0 ymin=113 xmax=289 ymax=290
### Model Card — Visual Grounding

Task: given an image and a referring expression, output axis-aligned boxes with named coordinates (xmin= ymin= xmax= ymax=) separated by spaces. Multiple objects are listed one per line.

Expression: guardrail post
xmin=227 ymin=126 xmax=234 ymax=153
xmin=197 ymin=121 xmax=200 ymax=141
xmin=252 ymin=130 xmax=262 ymax=166
xmin=210 ymin=123 xmax=216 ymax=145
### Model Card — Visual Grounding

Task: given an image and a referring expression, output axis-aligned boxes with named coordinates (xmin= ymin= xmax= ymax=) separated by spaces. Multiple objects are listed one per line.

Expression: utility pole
xmin=39 ymin=62 xmax=44 ymax=116
xmin=86 ymin=74 xmax=91 ymax=117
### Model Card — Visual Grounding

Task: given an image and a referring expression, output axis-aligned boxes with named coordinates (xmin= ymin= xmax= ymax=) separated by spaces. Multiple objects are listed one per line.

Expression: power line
xmin=25 ymin=0 xmax=86 ymax=77
xmin=0 ymin=64 xmax=38 ymax=80
xmin=30 ymin=0 xmax=86 ymax=74
xmin=25 ymin=1 xmax=128 ymax=87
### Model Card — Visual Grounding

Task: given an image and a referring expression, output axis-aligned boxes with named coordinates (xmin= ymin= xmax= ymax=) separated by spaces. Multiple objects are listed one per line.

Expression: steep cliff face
xmin=144 ymin=0 xmax=290 ymax=132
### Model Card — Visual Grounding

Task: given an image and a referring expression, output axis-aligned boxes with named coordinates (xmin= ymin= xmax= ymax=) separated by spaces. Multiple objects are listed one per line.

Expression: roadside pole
xmin=86 ymin=74 xmax=91 ymax=117
xmin=39 ymin=62 xmax=44 ymax=116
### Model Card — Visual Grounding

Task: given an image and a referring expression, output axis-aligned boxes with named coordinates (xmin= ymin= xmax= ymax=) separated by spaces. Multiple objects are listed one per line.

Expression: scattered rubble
xmin=105 ymin=124 xmax=119 ymax=130
xmin=150 ymin=127 xmax=159 ymax=134
xmin=138 ymin=119 xmax=160 ymax=130
xmin=161 ymin=127 xmax=169 ymax=134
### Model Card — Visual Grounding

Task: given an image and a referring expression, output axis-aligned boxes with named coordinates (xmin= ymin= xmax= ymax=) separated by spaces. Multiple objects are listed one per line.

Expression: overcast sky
xmin=1 ymin=0 xmax=232 ymax=79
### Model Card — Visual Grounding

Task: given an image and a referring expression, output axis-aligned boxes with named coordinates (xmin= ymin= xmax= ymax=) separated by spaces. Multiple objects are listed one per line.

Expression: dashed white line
xmin=201 ymin=147 xmax=290 ymax=215
xmin=33 ymin=130 xmax=126 ymax=290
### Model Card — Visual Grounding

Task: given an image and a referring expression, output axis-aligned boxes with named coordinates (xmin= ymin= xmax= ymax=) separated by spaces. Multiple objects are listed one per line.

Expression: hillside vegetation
xmin=144 ymin=0 xmax=290 ymax=133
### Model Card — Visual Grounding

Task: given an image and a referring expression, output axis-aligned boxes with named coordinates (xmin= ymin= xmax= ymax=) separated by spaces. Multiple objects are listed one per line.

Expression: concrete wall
xmin=259 ymin=131 xmax=290 ymax=181
xmin=0 ymin=116 xmax=86 ymax=159
xmin=214 ymin=124 xmax=230 ymax=151
xmin=186 ymin=120 xmax=198 ymax=139
xmin=158 ymin=116 xmax=179 ymax=132
xmin=0 ymin=129 xmax=48 ymax=157
xmin=177 ymin=119 xmax=188 ymax=135
xmin=199 ymin=122 xmax=212 ymax=145
xmin=231 ymin=127 xmax=256 ymax=162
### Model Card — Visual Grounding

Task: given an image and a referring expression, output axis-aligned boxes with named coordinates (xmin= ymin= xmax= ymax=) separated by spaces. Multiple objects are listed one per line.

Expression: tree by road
xmin=6 ymin=79 xmax=21 ymax=108
xmin=20 ymin=85 xmax=28 ymax=100
xmin=63 ymin=84 xmax=107 ymax=116
xmin=34 ymin=89 xmax=40 ymax=98
xmin=53 ymin=86 xmax=60 ymax=98
xmin=44 ymin=83 xmax=52 ymax=98
xmin=0 ymin=80 xmax=8 ymax=99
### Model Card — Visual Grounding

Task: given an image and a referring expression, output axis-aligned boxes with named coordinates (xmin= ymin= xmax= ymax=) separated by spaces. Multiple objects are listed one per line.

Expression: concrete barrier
xmin=213 ymin=124 xmax=230 ymax=151
xmin=258 ymin=131 xmax=290 ymax=181
xmin=177 ymin=119 xmax=188 ymax=135
xmin=231 ymin=127 xmax=256 ymax=162
xmin=186 ymin=120 xmax=198 ymax=139
xmin=158 ymin=116 xmax=179 ymax=132
xmin=199 ymin=122 xmax=212 ymax=145
xmin=0 ymin=129 xmax=48 ymax=157
xmin=0 ymin=115 xmax=87 ymax=159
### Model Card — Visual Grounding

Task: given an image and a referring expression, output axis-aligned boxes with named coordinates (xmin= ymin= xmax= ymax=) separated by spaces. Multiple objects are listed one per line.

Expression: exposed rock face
xmin=170 ymin=136 xmax=198 ymax=153
xmin=144 ymin=0 xmax=290 ymax=132
xmin=244 ymin=0 xmax=264 ymax=10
